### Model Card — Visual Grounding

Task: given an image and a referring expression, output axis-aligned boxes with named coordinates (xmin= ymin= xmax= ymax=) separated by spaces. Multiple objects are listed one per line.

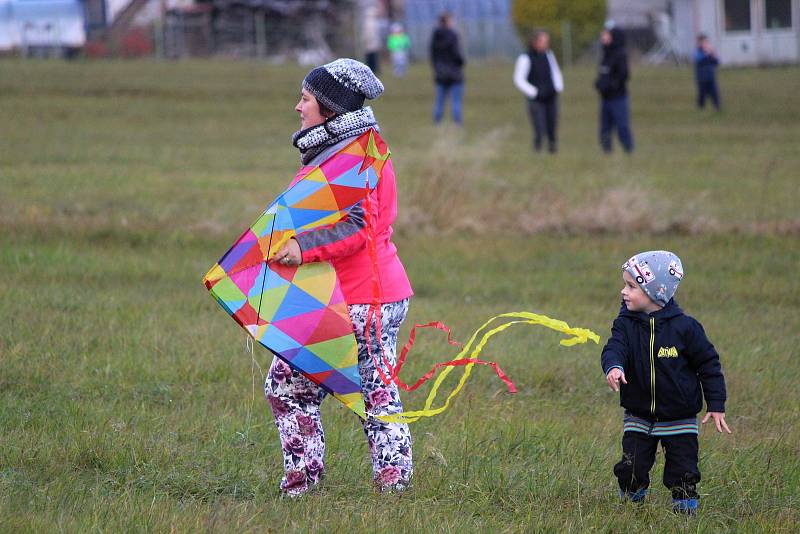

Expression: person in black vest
xmin=430 ymin=12 xmax=465 ymax=125
xmin=594 ymin=26 xmax=634 ymax=153
xmin=513 ymin=30 xmax=564 ymax=153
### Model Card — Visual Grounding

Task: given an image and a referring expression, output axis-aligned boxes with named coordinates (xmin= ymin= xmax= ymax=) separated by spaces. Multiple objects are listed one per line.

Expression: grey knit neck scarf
xmin=292 ymin=107 xmax=378 ymax=165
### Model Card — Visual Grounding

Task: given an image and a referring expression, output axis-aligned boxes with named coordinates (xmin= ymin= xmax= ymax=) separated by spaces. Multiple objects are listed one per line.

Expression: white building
xmin=670 ymin=0 xmax=799 ymax=65
xmin=0 ymin=0 xmax=86 ymax=52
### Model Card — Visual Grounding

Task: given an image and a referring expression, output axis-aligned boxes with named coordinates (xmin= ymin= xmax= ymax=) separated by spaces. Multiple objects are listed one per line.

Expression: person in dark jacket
xmin=430 ymin=12 xmax=465 ymax=125
xmin=601 ymin=250 xmax=730 ymax=515
xmin=594 ymin=27 xmax=634 ymax=152
xmin=695 ymin=34 xmax=721 ymax=110
xmin=513 ymin=30 xmax=564 ymax=153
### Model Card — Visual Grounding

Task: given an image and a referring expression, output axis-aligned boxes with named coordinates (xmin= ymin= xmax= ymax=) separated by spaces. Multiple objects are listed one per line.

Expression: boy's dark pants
xmin=614 ymin=431 xmax=700 ymax=499
xmin=697 ymin=79 xmax=720 ymax=109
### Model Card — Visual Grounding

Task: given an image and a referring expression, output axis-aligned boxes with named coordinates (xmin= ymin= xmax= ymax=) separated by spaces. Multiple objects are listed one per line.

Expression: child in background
xmin=695 ymin=34 xmax=721 ymax=110
xmin=601 ymin=251 xmax=730 ymax=515
xmin=387 ymin=23 xmax=410 ymax=77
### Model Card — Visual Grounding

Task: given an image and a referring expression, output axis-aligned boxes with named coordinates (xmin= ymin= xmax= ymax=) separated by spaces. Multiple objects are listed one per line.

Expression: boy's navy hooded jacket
xmin=694 ymin=48 xmax=719 ymax=83
xmin=601 ymin=299 xmax=726 ymax=421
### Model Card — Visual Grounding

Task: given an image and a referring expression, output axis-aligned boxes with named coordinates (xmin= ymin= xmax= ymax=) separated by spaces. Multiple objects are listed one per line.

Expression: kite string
xmin=242 ymin=332 xmax=264 ymax=439
xmin=359 ymin=133 xmax=412 ymax=385
xmin=361 ymin=164 xmax=398 ymax=385
xmin=241 ymin=210 xmax=278 ymax=438
xmin=254 ymin=212 xmax=278 ymax=338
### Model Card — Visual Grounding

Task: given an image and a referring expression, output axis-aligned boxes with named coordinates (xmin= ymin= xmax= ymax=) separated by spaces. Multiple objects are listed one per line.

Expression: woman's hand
xmin=273 ymin=238 xmax=302 ymax=266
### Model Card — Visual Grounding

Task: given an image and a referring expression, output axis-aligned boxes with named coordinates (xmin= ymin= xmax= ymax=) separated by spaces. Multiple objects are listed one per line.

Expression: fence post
xmin=255 ymin=9 xmax=267 ymax=58
xmin=561 ymin=19 xmax=572 ymax=67
xmin=154 ymin=19 xmax=164 ymax=59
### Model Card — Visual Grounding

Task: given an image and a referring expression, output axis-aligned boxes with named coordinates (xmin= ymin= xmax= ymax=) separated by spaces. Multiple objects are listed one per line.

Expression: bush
xmin=511 ymin=0 xmax=606 ymax=61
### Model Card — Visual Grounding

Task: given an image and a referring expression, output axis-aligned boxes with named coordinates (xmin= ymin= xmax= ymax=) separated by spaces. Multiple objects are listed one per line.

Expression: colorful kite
xmin=203 ymin=130 xmax=599 ymax=423
xmin=203 ymin=131 xmax=387 ymax=417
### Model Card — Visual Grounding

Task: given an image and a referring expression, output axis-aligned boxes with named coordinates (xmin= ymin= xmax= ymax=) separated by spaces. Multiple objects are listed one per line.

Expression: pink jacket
xmin=292 ymin=136 xmax=413 ymax=305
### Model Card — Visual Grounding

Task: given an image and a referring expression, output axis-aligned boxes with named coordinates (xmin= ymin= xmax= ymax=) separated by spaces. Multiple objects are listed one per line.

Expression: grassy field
xmin=1 ymin=59 xmax=799 ymax=533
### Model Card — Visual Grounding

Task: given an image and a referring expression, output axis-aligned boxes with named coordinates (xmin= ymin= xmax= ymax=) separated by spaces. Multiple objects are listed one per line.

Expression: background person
xmin=695 ymin=34 xmax=721 ymax=110
xmin=594 ymin=26 xmax=634 ymax=153
xmin=513 ymin=30 xmax=564 ymax=153
xmin=430 ymin=12 xmax=465 ymax=125
xmin=387 ymin=22 xmax=411 ymax=77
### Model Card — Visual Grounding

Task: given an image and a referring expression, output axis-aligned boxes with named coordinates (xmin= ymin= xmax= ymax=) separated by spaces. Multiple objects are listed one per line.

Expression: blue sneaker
xmin=672 ymin=498 xmax=698 ymax=515
xmin=620 ymin=488 xmax=648 ymax=503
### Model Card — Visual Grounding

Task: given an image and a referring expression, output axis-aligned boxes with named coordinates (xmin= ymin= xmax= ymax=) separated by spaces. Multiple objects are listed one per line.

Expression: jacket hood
xmin=604 ymin=28 xmax=626 ymax=52
xmin=618 ymin=298 xmax=683 ymax=323
xmin=432 ymin=27 xmax=458 ymax=50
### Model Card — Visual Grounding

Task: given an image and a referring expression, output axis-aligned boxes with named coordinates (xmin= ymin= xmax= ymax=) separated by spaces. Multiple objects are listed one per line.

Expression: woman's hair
xmin=317 ymin=100 xmax=335 ymax=119
xmin=529 ymin=29 xmax=549 ymax=48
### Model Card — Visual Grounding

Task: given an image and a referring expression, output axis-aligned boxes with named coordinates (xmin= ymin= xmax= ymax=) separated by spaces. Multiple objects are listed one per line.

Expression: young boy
xmin=601 ymin=251 xmax=730 ymax=514
xmin=695 ymin=34 xmax=720 ymax=110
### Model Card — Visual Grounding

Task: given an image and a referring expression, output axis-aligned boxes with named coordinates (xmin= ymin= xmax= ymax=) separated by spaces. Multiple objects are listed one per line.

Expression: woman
xmin=513 ymin=30 xmax=564 ymax=154
xmin=267 ymin=58 xmax=414 ymax=496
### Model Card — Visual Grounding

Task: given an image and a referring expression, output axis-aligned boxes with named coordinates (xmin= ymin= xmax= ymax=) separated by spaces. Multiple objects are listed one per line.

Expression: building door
xmin=756 ymin=0 xmax=798 ymax=62
xmin=719 ymin=0 xmax=758 ymax=64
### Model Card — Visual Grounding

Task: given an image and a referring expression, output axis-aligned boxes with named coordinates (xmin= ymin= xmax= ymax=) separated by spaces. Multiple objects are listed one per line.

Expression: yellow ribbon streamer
xmin=372 ymin=311 xmax=600 ymax=423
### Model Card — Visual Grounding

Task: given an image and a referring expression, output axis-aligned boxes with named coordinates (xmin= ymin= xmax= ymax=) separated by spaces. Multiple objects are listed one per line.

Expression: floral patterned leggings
xmin=264 ymin=298 xmax=413 ymax=495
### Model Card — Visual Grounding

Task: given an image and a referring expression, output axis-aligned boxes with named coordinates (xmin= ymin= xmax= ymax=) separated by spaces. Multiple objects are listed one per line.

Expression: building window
xmin=765 ymin=0 xmax=792 ymax=29
xmin=724 ymin=0 xmax=751 ymax=32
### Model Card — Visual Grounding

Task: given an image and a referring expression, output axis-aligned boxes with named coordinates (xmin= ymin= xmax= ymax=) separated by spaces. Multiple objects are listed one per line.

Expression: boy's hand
xmin=701 ymin=412 xmax=731 ymax=434
xmin=606 ymin=368 xmax=627 ymax=392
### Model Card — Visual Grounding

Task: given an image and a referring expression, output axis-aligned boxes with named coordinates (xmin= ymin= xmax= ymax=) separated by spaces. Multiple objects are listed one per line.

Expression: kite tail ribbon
xmin=370 ymin=312 xmax=600 ymax=423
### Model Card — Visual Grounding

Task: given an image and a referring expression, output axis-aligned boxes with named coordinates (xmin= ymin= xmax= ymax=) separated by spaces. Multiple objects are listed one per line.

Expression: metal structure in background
xmin=162 ymin=0 xmax=359 ymax=61
xmin=164 ymin=4 xmax=213 ymax=58
xmin=403 ymin=0 xmax=521 ymax=60
xmin=644 ymin=11 xmax=683 ymax=64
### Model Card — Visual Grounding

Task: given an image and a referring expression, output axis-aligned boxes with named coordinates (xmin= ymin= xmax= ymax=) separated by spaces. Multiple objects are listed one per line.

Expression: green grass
xmin=1 ymin=59 xmax=799 ymax=532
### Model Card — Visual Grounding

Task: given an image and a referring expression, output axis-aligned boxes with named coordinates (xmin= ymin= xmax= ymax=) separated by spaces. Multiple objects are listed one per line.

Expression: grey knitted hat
xmin=302 ymin=58 xmax=384 ymax=114
xmin=622 ymin=250 xmax=684 ymax=307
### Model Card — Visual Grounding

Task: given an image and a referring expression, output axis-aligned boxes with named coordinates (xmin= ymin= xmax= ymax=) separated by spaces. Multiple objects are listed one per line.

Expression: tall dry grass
xmin=398 ymin=129 xmax=799 ymax=236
